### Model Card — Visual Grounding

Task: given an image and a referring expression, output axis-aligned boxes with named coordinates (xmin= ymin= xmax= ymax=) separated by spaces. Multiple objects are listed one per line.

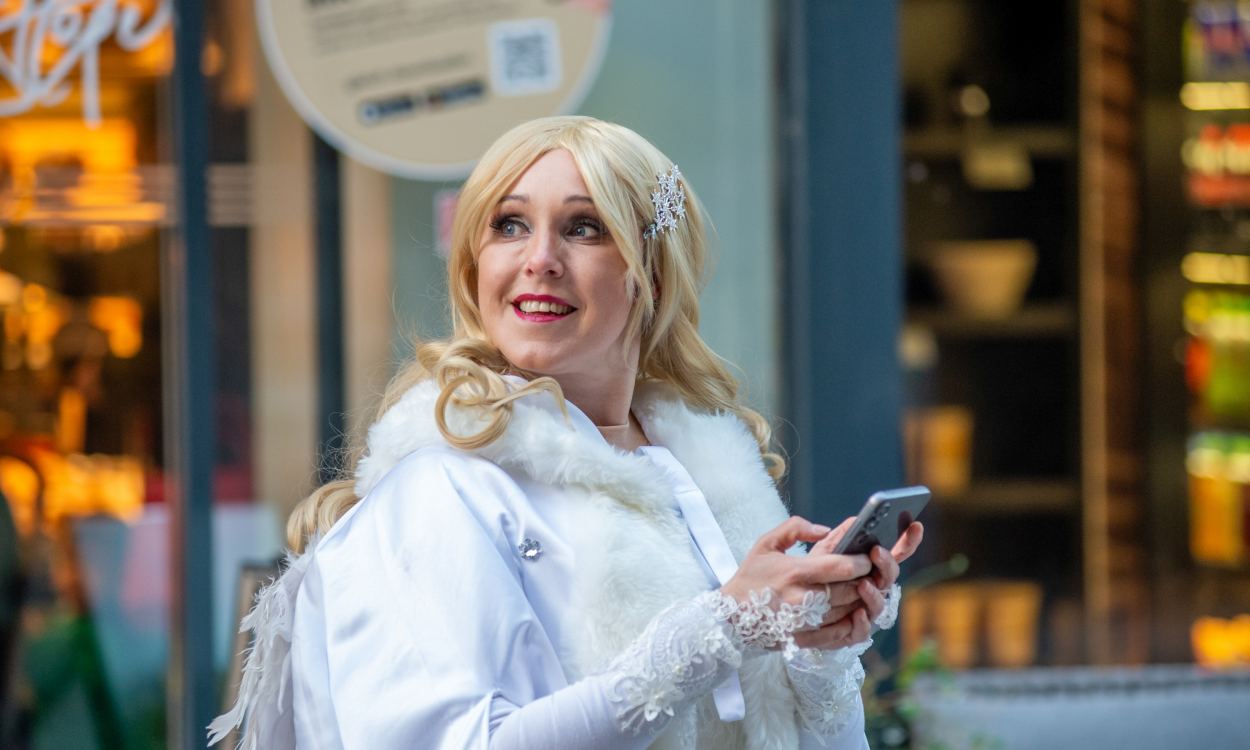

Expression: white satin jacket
xmin=210 ymin=378 xmax=874 ymax=749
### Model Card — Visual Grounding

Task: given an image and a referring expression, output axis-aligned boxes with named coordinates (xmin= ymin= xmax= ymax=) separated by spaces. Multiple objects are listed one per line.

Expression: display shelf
xmin=903 ymin=125 xmax=1077 ymax=160
xmin=908 ymin=303 xmax=1076 ymax=338
xmin=932 ymin=479 xmax=1081 ymax=514
xmin=901 ymin=0 xmax=1092 ymax=666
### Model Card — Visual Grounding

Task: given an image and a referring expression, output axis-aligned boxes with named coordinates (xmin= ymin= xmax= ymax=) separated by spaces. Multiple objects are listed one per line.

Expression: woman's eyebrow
xmin=497 ymin=194 xmax=593 ymax=204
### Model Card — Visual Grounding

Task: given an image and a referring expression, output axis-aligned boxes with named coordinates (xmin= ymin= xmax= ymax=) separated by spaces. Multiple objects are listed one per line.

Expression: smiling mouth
xmin=512 ymin=298 xmax=577 ymax=322
xmin=516 ymin=299 xmax=574 ymax=315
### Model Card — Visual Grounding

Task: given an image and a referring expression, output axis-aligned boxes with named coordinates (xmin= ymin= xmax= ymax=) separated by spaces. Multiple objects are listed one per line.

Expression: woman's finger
xmin=847 ymin=607 xmax=872 ymax=644
xmin=796 ymin=607 xmax=871 ymax=651
xmin=821 ymin=601 xmax=860 ymax=626
xmin=793 ymin=617 xmax=854 ymax=650
xmin=809 ymin=516 xmax=856 ymax=555
xmin=811 ymin=581 xmax=863 ymax=608
xmin=870 ymin=546 xmax=900 ymax=590
xmin=858 ymin=579 xmax=885 ymax=621
xmin=889 ymin=521 xmax=925 ymax=564
xmin=756 ymin=516 xmax=833 ymax=554
xmin=797 ymin=551 xmax=872 ymax=584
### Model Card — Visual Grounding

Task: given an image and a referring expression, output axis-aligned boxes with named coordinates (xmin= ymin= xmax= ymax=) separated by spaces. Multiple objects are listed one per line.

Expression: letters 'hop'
xmin=643 ymin=165 xmax=687 ymax=240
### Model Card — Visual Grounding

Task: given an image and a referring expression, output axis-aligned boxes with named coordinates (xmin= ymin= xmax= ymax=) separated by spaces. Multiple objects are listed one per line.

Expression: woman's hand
xmin=719 ymin=516 xmax=874 ymax=645
xmin=794 ymin=520 xmax=926 ymax=650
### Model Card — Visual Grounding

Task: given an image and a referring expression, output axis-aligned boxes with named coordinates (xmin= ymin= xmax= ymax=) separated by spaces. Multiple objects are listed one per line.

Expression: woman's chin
xmin=501 ymin=351 xmax=563 ymax=379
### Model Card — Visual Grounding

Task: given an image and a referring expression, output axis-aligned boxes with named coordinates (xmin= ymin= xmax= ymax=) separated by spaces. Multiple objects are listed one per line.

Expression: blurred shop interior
xmin=897 ymin=0 xmax=1250 ymax=680
xmin=0 ymin=0 xmax=1247 ymax=748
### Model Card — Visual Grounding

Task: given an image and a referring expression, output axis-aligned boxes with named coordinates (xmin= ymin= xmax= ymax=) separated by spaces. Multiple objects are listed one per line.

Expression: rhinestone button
xmin=518 ymin=538 xmax=543 ymax=561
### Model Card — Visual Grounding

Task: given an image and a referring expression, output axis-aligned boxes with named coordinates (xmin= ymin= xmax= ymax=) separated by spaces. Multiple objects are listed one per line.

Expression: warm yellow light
xmin=0 ymin=119 xmax=137 ymax=173
xmin=88 ymin=296 xmax=143 ymax=358
xmin=1183 ymin=252 xmax=1250 ymax=286
xmin=57 ymin=387 xmax=87 ymax=455
xmin=84 ymin=225 xmax=126 ymax=252
xmin=0 ymin=119 xmax=169 ymax=226
xmin=24 ymin=305 xmax=65 ymax=345
xmin=3 ymin=308 xmax=21 ymax=341
xmin=21 ymin=283 xmax=47 ymax=313
xmin=1193 ymin=615 xmax=1250 ymax=667
xmin=1182 ymin=82 xmax=1250 ymax=111
xmin=0 ymin=456 xmax=41 ymax=537
xmin=35 ymin=451 xmax=145 ymax=526
xmin=90 ymin=454 xmax=145 ymax=522
xmin=0 ymin=272 xmax=21 ymax=306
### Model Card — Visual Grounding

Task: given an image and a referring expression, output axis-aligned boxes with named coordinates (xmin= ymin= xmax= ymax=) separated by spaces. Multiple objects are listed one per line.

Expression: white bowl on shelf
xmin=928 ymin=239 xmax=1038 ymax=318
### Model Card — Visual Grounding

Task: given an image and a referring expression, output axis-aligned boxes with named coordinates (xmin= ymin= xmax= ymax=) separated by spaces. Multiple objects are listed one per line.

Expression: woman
xmin=210 ymin=116 xmax=922 ymax=749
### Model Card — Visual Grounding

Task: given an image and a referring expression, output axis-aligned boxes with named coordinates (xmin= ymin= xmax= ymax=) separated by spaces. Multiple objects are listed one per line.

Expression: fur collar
xmin=356 ymin=377 xmax=782 ymax=533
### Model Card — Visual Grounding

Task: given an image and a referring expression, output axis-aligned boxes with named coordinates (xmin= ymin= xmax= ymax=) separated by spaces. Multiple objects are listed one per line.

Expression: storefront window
xmin=0 ymin=0 xmax=309 ymax=745
xmin=0 ymin=1 xmax=174 ymax=745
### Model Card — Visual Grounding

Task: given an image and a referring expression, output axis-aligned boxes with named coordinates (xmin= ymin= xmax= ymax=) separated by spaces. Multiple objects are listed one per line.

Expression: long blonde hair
xmin=287 ymin=116 xmax=784 ymax=552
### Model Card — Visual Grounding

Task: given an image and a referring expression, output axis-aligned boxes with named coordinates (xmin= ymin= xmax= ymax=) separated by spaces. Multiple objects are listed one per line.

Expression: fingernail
xmin=811 ymin=523 xmax=832 ymax=534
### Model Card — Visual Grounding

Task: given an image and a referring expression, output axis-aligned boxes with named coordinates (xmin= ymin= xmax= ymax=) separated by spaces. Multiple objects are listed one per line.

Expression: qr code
xmin=489 ymin=19 xmax=562 ymax=96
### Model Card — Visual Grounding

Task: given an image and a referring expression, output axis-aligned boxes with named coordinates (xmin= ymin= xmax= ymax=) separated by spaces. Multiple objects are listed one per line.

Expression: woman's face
xmin=476 ymin=149 xmax=638 ymax=386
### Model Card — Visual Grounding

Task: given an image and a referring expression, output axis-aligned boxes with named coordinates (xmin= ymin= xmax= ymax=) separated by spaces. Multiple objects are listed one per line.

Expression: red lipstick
xmin=512 ymin=293 xmax=577 ymax=322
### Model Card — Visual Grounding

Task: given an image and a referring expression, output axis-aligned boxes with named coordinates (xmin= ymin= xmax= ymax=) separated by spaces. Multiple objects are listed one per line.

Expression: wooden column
xmin=1079 ymin=0 xmax=1150 ymax=664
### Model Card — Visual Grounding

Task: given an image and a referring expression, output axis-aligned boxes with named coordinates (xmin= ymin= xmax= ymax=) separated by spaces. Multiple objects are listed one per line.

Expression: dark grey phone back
xmin=834 ymin=486 xmax=930 ymax=555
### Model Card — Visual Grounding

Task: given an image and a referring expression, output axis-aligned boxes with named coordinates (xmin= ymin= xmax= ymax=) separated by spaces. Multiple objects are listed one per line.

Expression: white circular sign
xmin=256 ymin=0 xmax=612 ymax=180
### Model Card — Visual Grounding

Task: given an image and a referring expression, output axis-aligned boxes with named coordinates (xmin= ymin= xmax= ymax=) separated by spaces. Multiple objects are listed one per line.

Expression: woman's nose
xmin=523 ymin=228 xmax=564 ymax=277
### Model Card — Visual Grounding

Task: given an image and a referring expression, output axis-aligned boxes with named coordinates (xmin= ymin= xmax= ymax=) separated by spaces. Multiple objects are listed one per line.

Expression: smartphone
xmin=831 ymin=486 xmax=930 ymax=556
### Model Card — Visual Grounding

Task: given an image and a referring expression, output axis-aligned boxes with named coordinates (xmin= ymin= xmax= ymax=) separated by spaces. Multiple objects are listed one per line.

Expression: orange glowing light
xmin=0 ymin=118 xmax=137 ymax=173
xmin=0 ymin=456 xmax=41 ymax=537
xmin=31 ymin=451 xmax=145 ymax=527
xmin=88 ymin=296 xmax=143 ymax=358
xmin=1193 ymin=615 xmax=1250 ymax=667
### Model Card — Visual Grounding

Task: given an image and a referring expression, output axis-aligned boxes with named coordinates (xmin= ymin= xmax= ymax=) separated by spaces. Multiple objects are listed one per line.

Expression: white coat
xmin=211 ymin=377 xmax=871 ymax=749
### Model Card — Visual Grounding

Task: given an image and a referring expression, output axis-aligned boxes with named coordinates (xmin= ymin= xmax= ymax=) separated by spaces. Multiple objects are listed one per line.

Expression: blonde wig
xmin=288 ymin=116 xmax=784 ymax=552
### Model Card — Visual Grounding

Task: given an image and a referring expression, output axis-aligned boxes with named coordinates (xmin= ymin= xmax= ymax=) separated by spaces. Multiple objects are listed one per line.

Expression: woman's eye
xmin=569 ymin=219 xmax=606 ymax=240
xmin=490 ymin=217 xmax=526 ymax=237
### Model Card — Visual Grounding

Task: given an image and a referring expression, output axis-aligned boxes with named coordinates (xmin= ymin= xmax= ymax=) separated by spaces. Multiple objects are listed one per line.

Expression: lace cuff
xmin=701 ymin=587 xmax=831 ymax=660
xmin=785 ymin=646 xmax=867 ymax=741
xmin=872 ymin=583 xmax=902 ymax=632
xmin=604 ymin=586 xmax=834 ymax=735
xmin=604 ymin=593 xmax=744 ymax=734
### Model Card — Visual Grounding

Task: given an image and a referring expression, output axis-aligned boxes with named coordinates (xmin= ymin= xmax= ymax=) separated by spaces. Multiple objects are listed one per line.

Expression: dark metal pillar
xmin=167 ymin=0 xmax=215 ymax=746
xmin=780 ymin=0 xmax=905 ymax=523
xmin=314 ymin=135 xmax=345 ymax=484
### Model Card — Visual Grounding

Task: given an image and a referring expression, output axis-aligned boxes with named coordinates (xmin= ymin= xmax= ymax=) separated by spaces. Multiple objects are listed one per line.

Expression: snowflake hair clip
xmin=643 ymin=165 xmax=686 ymax=240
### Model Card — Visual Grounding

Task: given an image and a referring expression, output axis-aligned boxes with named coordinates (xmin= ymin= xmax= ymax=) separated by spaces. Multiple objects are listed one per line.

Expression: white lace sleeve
xmin=786 ymin=644 xmax=868 ymax=741
xmin=604 ymin=592 xmax=743 ymax=734
xmin=605 ymin=586 xmax=833 ymax=735
xmin=785 ymin=583 xmax=902 ymax=743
